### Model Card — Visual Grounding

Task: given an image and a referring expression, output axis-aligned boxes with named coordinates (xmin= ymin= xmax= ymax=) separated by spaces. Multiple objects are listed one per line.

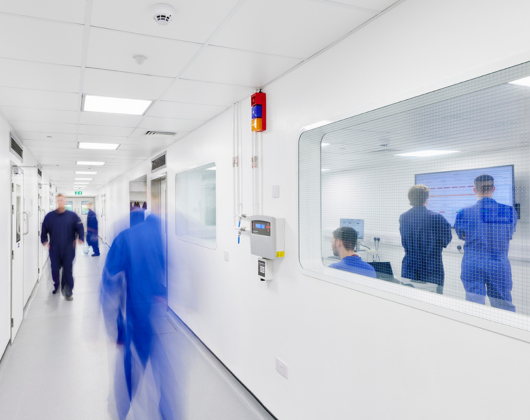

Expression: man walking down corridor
xmin=86 ymin=202 xmax=100 ymax=257
xmin=41 ymin=194 xmax=84 ymax=300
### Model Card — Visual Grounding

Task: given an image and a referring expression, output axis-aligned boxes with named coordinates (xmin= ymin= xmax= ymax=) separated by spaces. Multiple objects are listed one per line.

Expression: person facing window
xmin=454 ymin=174 xmax=517 ymax=312
xmin=399 ymin=185 xmax=452 ymax=294
xmin=329 ymin=227 xmax=376 ymax=278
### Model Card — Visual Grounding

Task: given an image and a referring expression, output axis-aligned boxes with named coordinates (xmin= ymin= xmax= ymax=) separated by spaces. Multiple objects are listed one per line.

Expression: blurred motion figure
xmin=101 ymin=211 xmax=178 ymax=419
xmin=41 ymin=193 xmax=84 ymax=300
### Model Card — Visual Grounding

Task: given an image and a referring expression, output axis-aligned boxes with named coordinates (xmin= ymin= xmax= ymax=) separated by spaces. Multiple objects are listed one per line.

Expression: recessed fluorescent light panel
xmin=82 ymin=95 xmax=152 ymax=115
xmin=321 ymin=143 xmax=330 ymax=147
xmin=77 ymin=161 xmax=105 ymax=166
xmin=395 ymin=150 xmax=460 ymax=157
xmin=76 ymin=171 xmax=97 ymax=174
xmin=509 ymin=76 xmax=530 ymax=87
xmin=75 ymin=178 xmax=92 ymax=180
xmin=78 ymin=142 xmax=119 ymax=150
xmin=321 ymin=168 xmax=330 ymax=172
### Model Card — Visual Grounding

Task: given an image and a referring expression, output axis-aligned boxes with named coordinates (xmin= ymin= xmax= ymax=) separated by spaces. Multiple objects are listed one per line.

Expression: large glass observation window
xmin=299 ymin=61 xmax=530 ymax=331
xmin=175 ymin=163 xmax=217 ymax=249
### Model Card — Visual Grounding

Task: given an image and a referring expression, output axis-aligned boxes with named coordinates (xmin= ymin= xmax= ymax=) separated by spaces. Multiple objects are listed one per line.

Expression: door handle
xmin=16 ymin=212 xmax=21 ymax=235
xmin=23 ymin=211 xmax=29 ymax=235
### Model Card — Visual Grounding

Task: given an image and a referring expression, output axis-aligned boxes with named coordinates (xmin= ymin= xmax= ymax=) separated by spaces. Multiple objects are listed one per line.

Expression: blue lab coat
xmin=399 ymin=206 xmax=452 ymax=286
xmin=101 ymin=215 xmax=169 ymax=417
xmin=87 ymin=209 xmax=99 ymax=254
xmin=41 ymin=210 xmax=84 ymax=293
xmin=454 ymin=197 xmax=517 ymax=311
xmin=329 ymin=255 xmax=377 ymax=278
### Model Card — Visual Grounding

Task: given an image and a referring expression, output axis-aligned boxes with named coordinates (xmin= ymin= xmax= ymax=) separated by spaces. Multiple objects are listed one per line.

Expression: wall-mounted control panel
xmin=250 ymin=215 xmax=285 ymax=260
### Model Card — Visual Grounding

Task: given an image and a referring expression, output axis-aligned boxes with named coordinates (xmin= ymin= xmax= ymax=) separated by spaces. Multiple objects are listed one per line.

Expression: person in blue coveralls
xmin=455 ymin=174 xmax=517 ymax=312
xmin=86 ymin=202 xmax=100 ymax=256
xmin=101 ymin=210 xmax=179 ymax=419
xmin=329 ymin=226 xmax=376 ymax=278
xmin=41 ymin=193 xmax=84 ymax=300
xmin=399 ymin=185 xmax=452 ymax=294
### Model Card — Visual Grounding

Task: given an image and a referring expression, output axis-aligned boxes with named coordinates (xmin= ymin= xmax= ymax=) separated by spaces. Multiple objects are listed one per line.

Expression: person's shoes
xmin=52 ymin=288 xmax=58 ymax=295
xmin=65 ymin=294 xmax=73 ymax=301
xmin=92 ymin=253 xmax=100 ymax=257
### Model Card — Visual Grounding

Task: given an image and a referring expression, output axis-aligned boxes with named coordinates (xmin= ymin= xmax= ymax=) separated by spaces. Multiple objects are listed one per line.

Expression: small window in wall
xmin=299 ymin=61 xmax=530 ymax=332
xmin=175 ymin=163 xmax=216 ymax=249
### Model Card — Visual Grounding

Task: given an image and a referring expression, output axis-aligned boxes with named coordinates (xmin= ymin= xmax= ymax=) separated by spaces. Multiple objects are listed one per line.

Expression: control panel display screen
xmin=252 ymin=220 xmax=271 ymax=236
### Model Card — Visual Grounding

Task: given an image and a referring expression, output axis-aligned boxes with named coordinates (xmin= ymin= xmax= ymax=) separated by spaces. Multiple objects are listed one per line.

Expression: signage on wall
xmin=75 ymin=191 xmax=83 ymax=195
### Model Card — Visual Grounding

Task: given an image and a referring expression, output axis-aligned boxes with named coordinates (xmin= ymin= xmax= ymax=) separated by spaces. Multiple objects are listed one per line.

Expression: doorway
xmin=11 ymin=166 xmax=26 ymax=341
xmin=129 ymin=175 xmax=147 ymax=227
xmin=151 ymin=175 xmax=167 ymax=287
xmin=65 ymin=197 xmax=95 ymax=232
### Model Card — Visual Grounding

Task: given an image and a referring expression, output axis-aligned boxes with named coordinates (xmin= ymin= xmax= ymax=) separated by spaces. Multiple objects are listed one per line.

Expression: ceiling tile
xmin=80 ymin=112 xmax=142 ymax=128
xmin=11 ymin=121 xmax=78 ymax=134
xmin=162 ymin=79 xmax=254 ymax=106
xmin=83 ymin=68 xmax=173 ymax=100
xmin=0 ymin=58 xmax=80 ymax=93
xmin=211 ymin=0 xmax=373 ymax=58
xmin=147 ymin=101 xmax=226 ymax=120
xmin=0 ymin=87 xmax=79 ymax=110
xmin=182 ymin=45 xmax=302 ymax=87
xmin=91 ymin=0 xmax=240 ymax=44
xmin=329 ymin=0 xmax=397 ymax=11
xmin=78 ymin=134 xmax=130 ymax=144
xmin=78 ymin=124 xmax=135 ymax=137
xmin=137 ymin=116 xmax=203 ymax=133
xmin=0 ymin=107 xmax=78 ymax=124
xmin=0 ymin=14 xmax=84 ymax=66
xmin=86 ymin=27 xmax=201 ymax=78
xmin=0 ymin=0 xmax=86 ymax=24
xmin=23 ymin=140 xmax=77 ymax=149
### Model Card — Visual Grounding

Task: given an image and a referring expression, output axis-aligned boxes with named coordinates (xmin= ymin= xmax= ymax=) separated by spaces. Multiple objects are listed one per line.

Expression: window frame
xmin=174 ymin=161 xmax=217 ymax=250
xmin=298 ymin=60 xmax=530 ymax=339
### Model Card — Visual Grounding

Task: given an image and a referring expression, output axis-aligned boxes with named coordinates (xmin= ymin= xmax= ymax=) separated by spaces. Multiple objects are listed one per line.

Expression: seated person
xmin=329 ymin=227 xmax=376 ymax=278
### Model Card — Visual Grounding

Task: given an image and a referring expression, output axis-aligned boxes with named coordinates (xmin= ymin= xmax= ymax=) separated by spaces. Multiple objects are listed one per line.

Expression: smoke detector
xmin=133 ymin=54 xmax=147 ymax=65
xmin=151 ymin=3 xmax=176 ymax=26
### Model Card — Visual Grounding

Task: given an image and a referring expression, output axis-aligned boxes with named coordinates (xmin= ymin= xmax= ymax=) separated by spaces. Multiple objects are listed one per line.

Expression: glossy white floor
xmin=0 ymin=243 xmax=274 ymax=420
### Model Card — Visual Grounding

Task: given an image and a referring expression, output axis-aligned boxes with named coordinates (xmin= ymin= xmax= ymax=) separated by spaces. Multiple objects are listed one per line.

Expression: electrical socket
xmin=276 ymin=357 xmax=288 ymax=379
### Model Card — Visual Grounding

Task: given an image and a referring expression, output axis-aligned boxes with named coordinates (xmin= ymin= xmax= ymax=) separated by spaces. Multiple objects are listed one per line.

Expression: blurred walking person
xmin=41 ymin=193 xmax=84 ymax=300
xmin=101 ymin=211 xmax=179 ymax=419
xmin=86 ymin=202 xmax=100 ymax=256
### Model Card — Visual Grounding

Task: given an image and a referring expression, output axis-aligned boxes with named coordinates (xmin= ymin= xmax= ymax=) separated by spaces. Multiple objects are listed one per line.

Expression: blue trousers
xmin=461 ymin=257 xmax=515 ymax=312
xmin=87 ymin=231 xmax=100 ymax=254
xmin=50 ymin=247 xmax=75 ymax=295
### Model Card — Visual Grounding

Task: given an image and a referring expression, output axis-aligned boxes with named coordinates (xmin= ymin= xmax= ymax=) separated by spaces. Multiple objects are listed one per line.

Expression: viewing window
xmin=299 ymin=62 xmax=530 ymax=331
xmin=175 ymin=163 xmax=216 ymax=249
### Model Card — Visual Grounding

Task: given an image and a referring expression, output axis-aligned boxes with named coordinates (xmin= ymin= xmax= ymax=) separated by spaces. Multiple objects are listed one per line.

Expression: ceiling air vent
xmin=38 ymin=168 xmax=42 ymax=178
xmin=145 ymin=131 xmax=176 ymax=136
xmin=10 ymin=133 xmax=23 ymax=160
xmin=151 ymin=152 xmax=167 ymax=173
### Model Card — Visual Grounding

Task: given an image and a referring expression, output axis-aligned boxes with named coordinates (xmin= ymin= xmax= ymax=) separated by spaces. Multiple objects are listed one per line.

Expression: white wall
xmin=0 ymin=112 xmax=49 ymax=354
xmin=101 ymin=1 xmax=530 ymax=418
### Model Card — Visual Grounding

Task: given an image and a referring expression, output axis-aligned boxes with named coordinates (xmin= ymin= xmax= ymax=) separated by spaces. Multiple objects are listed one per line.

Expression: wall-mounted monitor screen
xmin=416 ymin=165 xmax=514 ymax=226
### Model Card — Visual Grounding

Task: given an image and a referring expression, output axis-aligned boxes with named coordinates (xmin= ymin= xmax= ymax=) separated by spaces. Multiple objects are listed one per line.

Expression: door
xmin=66 ymin=197 xmax=95 ymax=233
xmin=11 ymin=169 xmax=25 ymax=341
xmin=151 ymin=177 xmax=168 ymax=287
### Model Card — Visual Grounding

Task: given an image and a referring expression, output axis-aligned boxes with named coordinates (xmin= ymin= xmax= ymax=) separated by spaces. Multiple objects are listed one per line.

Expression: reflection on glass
xmin=320 ymin=81 xmax=529 ymax=315
xmin=65 ymin=201 xmax=73 ymax=212
xmin=81 ymin=201 xmax=90 ymax=215
xmin=175 ymin=163 xmax=216 ymax=248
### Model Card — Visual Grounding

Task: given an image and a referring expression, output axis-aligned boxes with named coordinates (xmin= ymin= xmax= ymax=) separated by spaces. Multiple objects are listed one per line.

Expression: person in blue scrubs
xmin=399 ymin=185 xmax=452 ymax=294
xmin=455 ymin=174 xmax=517 ymax=312
xmin=41 ymin=194 xmax=84 ymax=300
xmin=101 ymin=213 xmax=178 ymax=419
xmin=329 ymin=227 xmax=376 ymax=278
xmin=86 ymin=202 xmax=100 ymax=256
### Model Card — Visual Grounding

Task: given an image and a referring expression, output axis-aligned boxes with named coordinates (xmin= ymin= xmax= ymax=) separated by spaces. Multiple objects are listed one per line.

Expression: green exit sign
xmin=75 ymin=191 xmax=83 ymax=195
